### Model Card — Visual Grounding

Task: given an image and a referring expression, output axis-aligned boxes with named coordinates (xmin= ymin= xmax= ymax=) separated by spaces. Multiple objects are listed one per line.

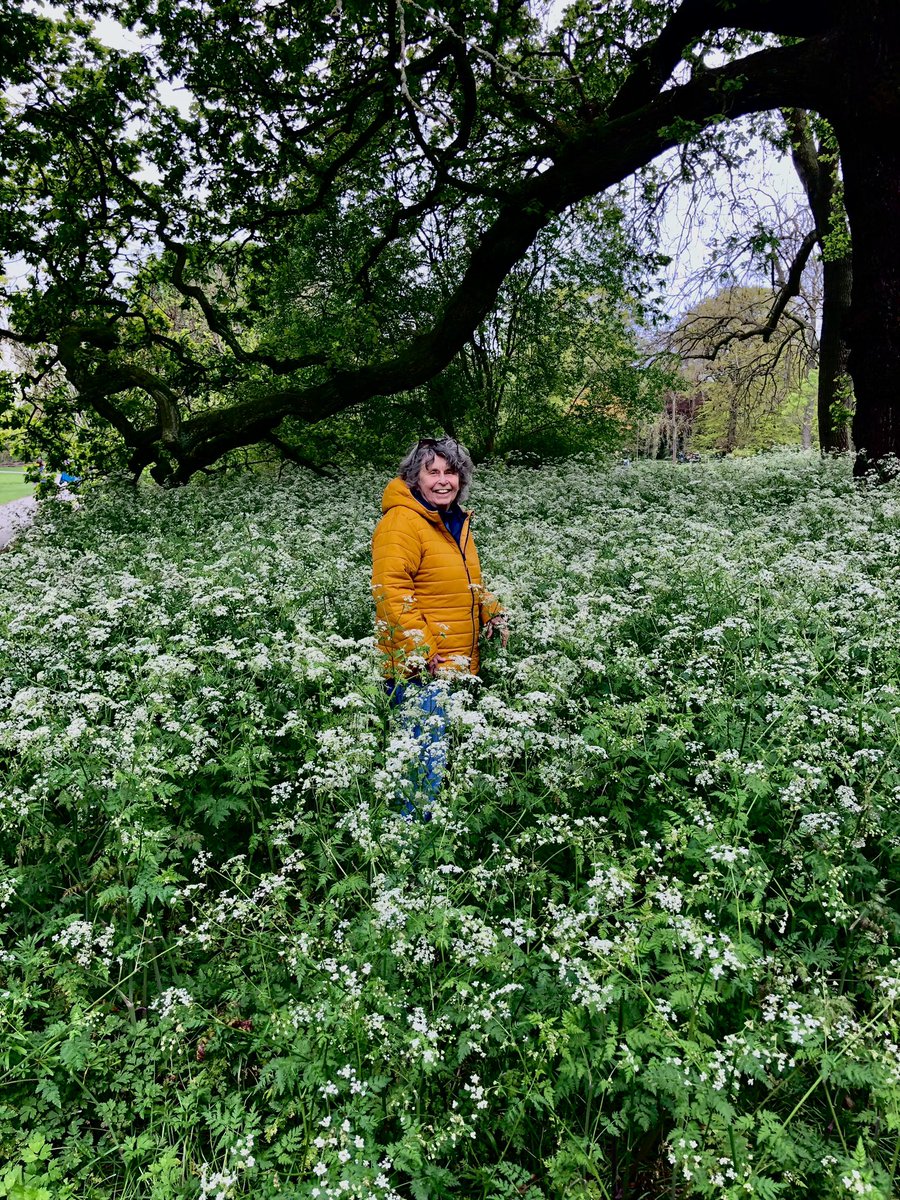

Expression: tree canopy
xmin=1 ymin=0 xmax=897 ymax=481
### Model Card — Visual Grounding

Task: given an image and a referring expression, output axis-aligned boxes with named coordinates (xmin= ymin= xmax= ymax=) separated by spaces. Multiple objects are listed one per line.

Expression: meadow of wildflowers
xmin=1 ymin=453 xmax=899 ymax=1199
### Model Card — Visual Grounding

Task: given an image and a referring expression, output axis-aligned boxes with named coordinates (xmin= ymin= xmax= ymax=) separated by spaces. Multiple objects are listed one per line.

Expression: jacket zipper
xmin=418 ymin=508 xmax=480 ymax=666
xmin=458 ymin=516 xmax=478 ymax=664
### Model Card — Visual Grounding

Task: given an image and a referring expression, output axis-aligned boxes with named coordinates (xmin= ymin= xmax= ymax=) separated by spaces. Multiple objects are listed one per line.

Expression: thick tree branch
xmin=56 ymin=325 xmax=154 ymax=451
xmin=609 ymin=0 xmax=841 ymax=121
xmin=784 ymin=108 xmax=821 ymax=205
xmin=174 ymin=33 xmax=835 ymax=473
xmin=55 ymin=323 xmax=184 ymax=450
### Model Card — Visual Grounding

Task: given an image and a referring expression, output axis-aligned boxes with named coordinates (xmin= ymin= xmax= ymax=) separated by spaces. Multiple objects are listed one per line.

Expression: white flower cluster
xmin=51 ymin=919 xmax=115 ymax=969
xmin=876 ymin=960 xmax=900 ymax=1002
xmin=4 ymin=453 xmax=900 ymax=1196
xmin=310 ymin=1115 xmax=402 ymax=1200
xmin=198 ymin=1134 xmax=256 ymax=1200
xmin=666 ymin=914 xmax=748 ymax=981
xmin=150 ymin=987 xmax=194 ymax=1020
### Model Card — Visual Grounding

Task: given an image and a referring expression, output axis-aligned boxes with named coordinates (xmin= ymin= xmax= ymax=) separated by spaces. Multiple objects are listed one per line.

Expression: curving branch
xmin=677 ymin=228 xmax=818 ymax=361
xmin=609 ymin=0 xmax=841 ymax=121
xmin=168 ymin=34 xmax=835 ymax=480
xmin=56 ymin=325 xmax=153 ymax=451
xmin=163 ymin=239 xmax=329 ymax=376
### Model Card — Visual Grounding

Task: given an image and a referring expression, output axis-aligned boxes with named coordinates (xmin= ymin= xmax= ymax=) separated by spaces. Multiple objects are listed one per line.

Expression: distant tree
xmin=654 ymin=107 xmax=851 ymax=452
xmin=773 ymin=370 xmax=819 ymax=449
xmin=668 ymin=286 xmax=814 ymax=452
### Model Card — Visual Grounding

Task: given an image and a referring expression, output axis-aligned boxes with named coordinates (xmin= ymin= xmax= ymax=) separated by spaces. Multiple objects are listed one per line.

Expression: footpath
xmin=0 ymin=496 xmax=38 ymax=550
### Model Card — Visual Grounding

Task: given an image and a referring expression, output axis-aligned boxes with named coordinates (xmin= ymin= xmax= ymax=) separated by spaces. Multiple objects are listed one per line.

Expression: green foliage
xmin=447 ymin=206 xmax=674 ymax=459
xmin=668 ymin=287 xmax=816 ymax=454
xmin=0 ymin=0 xmax=854 ymax=481
xmin=828 ymin=374 xmax=855 ymax=435
xmin=0 ymin=364 xmax=127 ymax=484
xmin=1 ymin=455 xmax=900 ymax=1197
xmin=692 ymin=369 xmax=819 ymax=454
xmin=262 ymin=206 xmax=675 ymax=467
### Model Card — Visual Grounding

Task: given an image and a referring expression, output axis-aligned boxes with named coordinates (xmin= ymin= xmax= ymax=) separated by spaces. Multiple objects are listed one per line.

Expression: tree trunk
xmin=725 ymin=393 xmax=739 ymax=453
xmin=801 ymin=390 xmax=815 ymax=450
xmin=830 ymin=2 xmax=900 ymax=475
xmin=785 ymin=109 xmax=853 ymax=454
xmin=817 ymin=254 xmax=853 ymax=452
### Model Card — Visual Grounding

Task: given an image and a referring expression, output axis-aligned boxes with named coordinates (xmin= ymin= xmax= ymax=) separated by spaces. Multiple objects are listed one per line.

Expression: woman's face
xmin=417 ymin=454 xmax=460 ymax=509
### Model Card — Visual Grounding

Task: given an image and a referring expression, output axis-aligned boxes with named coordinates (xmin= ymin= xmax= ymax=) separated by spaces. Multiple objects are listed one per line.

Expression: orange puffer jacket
xmin=371 ymin=477 xmax=502 ymax=678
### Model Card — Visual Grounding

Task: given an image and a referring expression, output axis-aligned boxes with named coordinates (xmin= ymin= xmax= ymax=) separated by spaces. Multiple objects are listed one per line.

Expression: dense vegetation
xmin=2 ymin=454 xmax=899 ymax=1198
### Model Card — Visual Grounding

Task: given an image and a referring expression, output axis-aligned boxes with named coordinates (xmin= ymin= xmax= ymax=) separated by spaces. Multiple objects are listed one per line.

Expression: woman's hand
xmin=483 ymin=615 xmax=510 ymax=648
xmin=427 ymin=653 xmax=448 ymax=676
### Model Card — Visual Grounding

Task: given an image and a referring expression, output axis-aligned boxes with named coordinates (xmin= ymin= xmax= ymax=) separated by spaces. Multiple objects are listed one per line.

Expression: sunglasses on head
xmin=417 ymin=436 xmax=458 ymax=450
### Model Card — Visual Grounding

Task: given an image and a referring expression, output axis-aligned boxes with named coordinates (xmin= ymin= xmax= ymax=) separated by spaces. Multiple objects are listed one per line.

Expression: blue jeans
xmin=386 ymin=680 xmax=447 ymax=819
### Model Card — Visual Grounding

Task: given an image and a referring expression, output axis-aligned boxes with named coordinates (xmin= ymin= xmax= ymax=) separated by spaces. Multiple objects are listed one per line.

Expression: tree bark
xmin=827 ymin=1 xmax=900 ymax=475
xmin=785 ymin=109 xmax=853 ymax=453
xmin=817 ymin=254 xmax=853 ymax=452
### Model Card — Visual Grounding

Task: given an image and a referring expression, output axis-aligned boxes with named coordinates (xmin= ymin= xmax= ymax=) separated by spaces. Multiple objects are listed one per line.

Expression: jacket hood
xmin=381 ymin=476 xmax=442 ymax=523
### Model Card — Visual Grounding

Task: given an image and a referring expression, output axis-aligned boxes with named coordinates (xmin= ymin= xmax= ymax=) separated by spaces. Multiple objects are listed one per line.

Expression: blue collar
xmin=412 ymin=488 xmax=466 ymax=545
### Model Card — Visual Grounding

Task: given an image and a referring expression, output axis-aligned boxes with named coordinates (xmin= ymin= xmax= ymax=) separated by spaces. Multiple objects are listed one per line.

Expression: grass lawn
xmin=0 ymin=469 xmax=34 ymax=504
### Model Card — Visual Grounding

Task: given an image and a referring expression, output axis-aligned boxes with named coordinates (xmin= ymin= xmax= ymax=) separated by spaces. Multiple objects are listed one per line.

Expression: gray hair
xmin=398 ymin=437 xmax=474 ymax=502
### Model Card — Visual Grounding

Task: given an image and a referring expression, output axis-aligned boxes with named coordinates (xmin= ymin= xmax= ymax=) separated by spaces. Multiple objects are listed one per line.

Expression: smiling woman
xmin=371 ymin=436 xmax=508 ymax=817
xmin=414 ymin=439 xmax=463 ymax=510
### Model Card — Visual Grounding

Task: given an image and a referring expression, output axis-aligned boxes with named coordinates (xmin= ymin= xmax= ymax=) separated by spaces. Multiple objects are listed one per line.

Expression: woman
xmin=371 ymin=437 xmax=508 ymax=816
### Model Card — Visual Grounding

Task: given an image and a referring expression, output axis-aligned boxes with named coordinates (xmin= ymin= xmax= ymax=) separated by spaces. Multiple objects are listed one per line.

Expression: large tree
xmin=1 ymin=0 xmax=896 ymax=482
